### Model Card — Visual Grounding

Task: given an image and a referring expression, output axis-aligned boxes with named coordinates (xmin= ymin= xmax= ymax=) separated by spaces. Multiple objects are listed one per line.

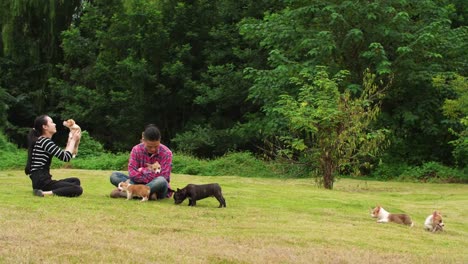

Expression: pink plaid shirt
xmin=128 ymin=143 xmax=172 ymax=184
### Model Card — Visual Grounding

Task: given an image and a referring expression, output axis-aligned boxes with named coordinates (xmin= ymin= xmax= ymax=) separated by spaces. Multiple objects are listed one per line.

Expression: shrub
xmin=75 ymin=131 xmax=106 ymax=158
xmin=398 ymin=162 xmax=468 ymax=183
xmin=0 ymin=132 xmax=26 ymax=170
xmin=0 ymin=132 xmax=18 ymax=152
xmin=369 ymin=162 xmax=411 ymax=181
xmin=205 ymin=152 xmax=274 ymax=177
xmin=172 ymin=152 xmax=280 ymax=178
xmin=172 ymin=154 xmax=207 ymax=175
xmin=66 ymin=152 xmax=129 ymax=170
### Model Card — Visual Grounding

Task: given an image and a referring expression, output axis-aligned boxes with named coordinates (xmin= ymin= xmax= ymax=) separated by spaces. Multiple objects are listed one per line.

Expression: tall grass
xmin=1 ymin=169 xmax=467 ymax=263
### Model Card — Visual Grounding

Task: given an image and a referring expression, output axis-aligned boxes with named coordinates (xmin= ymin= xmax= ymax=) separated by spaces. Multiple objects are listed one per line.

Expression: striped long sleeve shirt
xmin=30 ymin=137 xmax=72 ymax=172
xmin=128 ymin=143 xmax=172 ymax=184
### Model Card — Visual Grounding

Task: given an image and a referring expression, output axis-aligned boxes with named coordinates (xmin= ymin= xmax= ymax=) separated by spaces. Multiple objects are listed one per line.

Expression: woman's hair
xmin=143 ymin=124 xmax=161 ymax=141
xmin=25 ymin=115 xmax=48 ymax=174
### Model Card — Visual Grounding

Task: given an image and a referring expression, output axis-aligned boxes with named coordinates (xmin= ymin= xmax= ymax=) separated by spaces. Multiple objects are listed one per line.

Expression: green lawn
xmin=1 ymin=169 xmax=467 ymax=263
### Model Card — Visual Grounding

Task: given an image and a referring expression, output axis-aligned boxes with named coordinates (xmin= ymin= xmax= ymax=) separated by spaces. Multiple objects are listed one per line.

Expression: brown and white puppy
xmin=118 ymin=180 xmax=151 ymax=202
xmin=146 ymin=161 xmax=161 ymax=173
xmin=371 ymin=206 xmax=414 ymax=227
xmin=424 ymin=211 xmax=444 ymax=232
xmin=63 ymin=119 xmax=81 ymax=158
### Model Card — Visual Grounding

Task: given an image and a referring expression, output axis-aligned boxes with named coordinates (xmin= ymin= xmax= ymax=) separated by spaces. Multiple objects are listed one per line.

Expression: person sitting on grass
xmin=109 ymin=124 xmax=173 ymax=200
xmin=25 ymin=115 xmax=83 ymax=197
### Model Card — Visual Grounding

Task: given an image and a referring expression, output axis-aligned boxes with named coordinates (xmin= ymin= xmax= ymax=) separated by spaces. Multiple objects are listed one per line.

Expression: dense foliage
xmin=273 ymin=69 xmax=389 ymax=188
xmin=1 ymin=0 xmax=466 ymax=187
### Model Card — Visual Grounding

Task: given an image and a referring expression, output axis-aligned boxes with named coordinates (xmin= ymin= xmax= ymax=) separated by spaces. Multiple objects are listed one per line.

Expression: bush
xmin=398 ymin=162 xmax=468 ymax=183
xmin=172 ymin=154 xmax=207 ymax=175
xmin=172 ymin=152 xmax=280 ymax=178
xmin=0 ymin=132 xmax=26 ymax=170
xmin=75 ymin=131 xmax=106 ymax=158
xmin=369 ymin=162 xmax=412 ymax=181
xmin=0 ymin=132 xmax=18 ymax=152
xmin=66 ymin=152 xmax=129 ymax=170
xmin=205 ymin=152 xmax=275 ymax=177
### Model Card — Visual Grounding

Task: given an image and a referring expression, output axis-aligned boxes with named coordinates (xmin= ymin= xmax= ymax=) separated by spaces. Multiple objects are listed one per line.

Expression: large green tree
xmin=54 ymin=0 xmax=284 ymax=152
xmin=52 ymin=0 xmax=167 ymax=149
xmin=1 ymin=0 xmax=466 ymax=176
xmin=239 ymin=0 xmax=467 ymax=167
xmin=274 ymin=68 xmax=388 ymax=189
xmin=0 ymin=0 xmax=81 ymax=143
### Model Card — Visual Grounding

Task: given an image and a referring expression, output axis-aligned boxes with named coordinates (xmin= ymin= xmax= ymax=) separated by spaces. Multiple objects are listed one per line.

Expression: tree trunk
xmin=321 ymin=153 xmax=335 ymax=189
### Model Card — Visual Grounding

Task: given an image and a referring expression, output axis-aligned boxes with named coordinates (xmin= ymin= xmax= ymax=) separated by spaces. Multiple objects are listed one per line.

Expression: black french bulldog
xmin=172 ymin=183 xmax=226 ymax=208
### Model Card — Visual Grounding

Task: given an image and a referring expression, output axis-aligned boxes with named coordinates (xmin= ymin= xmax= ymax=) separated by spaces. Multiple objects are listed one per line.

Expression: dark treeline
xmin=1 ymin=1 xmax=467 ymax=172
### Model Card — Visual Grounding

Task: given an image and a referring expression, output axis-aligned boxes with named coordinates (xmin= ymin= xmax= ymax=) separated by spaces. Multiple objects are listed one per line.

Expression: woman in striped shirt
xmin=25 ymin=115 xmax=83 ymax=197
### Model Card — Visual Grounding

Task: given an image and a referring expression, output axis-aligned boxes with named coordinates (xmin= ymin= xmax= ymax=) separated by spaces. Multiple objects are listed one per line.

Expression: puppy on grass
xmin=62 ymin=119 xmax=81 ymax=158
xmin=424 ymin=211 xmax=444 ymax=232
xmin=118 ymin=180 xmax=151 ymax=202
xmin=371 ymin=206 xmax=414 ymax=227
xmin=173 ymin=183 xmax=226 ymax=208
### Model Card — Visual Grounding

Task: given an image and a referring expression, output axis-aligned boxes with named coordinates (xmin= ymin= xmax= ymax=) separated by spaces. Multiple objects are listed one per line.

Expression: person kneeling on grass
xmin=24 ymin=115 xmax=83 ymax=197
xmin=109 ymin=124 xmax=173 ymax=200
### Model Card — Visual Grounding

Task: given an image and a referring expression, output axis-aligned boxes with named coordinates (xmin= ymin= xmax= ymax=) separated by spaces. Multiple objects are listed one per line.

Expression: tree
xmin=0 ymin=0 xmax=81 ymax=144
xmin=274 ymin=68 xmax=388 ymax=189
xmin=53 ymin=0 xmax=168 ymax=150
xmin=170 ymin=0 xmax=285 ymax=157
xmin=239 ymin=0 xmax=467 ymax=168
xmin=55 ymin=0 xmax=284 ymax=153
xmin=434 ymin=73 xmax=468 ymax=167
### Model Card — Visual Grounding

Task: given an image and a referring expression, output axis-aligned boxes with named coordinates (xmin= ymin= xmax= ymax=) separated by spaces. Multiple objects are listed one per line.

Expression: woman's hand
xmin=71 ymin=130 xmax=82 ymax=142
xmin=65 ymin=130 xmax=81 ymax=153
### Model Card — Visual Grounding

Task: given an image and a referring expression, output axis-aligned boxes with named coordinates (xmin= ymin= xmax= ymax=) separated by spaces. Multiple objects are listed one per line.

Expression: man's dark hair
xmin=143 ymin=124 xmax=161 ymax=141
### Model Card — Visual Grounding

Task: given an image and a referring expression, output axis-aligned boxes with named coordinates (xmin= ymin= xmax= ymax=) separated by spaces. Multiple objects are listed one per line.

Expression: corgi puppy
xmin=118 ymin=180 xmax=151 ymax=202
xmin=63 ymin=119 xmax=81 ymax=158
xmin=424 ymin=211 xmax=444 ymax=232
xmin=147 ymin=161 xmax=161 ymax=173
xmin=371 ymin=206 xmax=414 ymax=227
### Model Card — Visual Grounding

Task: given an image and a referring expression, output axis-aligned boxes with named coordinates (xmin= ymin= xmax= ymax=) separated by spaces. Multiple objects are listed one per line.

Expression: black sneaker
xmin=33 ymin=189 xmax=44 ymax=197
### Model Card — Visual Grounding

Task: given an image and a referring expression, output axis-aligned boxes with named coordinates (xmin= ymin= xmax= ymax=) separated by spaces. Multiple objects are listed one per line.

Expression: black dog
xmin=172 ymin=183 xmax=226 ymax=208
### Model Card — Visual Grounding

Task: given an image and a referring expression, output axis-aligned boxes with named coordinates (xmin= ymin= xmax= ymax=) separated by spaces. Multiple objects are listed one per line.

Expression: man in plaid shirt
xmin=110 ymin=124 xmax=173 ymax=199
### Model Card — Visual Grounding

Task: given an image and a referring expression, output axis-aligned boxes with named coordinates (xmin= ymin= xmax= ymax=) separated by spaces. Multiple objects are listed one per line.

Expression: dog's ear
xmin=125 ymin=179 xmax=130 ymax=183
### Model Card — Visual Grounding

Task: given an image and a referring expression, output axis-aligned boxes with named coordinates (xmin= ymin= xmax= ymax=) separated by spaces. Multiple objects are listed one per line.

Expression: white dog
xmin=424 ymin=211 xmax=444 ymax=232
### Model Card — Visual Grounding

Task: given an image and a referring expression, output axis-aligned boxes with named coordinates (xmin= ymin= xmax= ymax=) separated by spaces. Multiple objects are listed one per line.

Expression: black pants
xmin=30 ymin=170 xmax=83 ymax=197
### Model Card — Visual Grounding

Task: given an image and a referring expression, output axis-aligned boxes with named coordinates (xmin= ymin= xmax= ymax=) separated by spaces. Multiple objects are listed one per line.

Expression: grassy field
xmin=0 ymin=169 xmax=467 ymax=264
